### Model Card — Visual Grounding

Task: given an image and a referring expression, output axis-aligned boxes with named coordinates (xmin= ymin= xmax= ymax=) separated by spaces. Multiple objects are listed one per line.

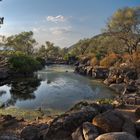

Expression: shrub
xmin=36 ymin=57 xmax=46 ymax=67
xmin=100 ymin=53 xmax=120 ymax=67
xmin=90 ymin=57 xmax=99 ymax=66
xmin=9 ymin=54 xmax=42 ymax=74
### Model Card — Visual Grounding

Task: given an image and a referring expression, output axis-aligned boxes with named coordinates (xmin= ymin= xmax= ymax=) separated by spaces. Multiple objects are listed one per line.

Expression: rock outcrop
xmin=95 ymin=132 xmax=138 ymax=140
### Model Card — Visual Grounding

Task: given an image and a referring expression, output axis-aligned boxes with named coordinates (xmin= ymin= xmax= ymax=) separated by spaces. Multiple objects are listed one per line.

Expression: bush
xmin=9 ymin=54 xmax=42 ymax=74
xmin=36 ymin=57 xmax=46 ymax=67
xmin=100 ymin=53 xmax=120 ymax=67
xmin=90 ymin=57 xmax=99 ymax=66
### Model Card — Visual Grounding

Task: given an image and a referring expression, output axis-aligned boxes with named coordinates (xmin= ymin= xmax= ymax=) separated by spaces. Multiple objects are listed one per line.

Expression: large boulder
xmin=92 ymin=110 xmax=124 ymax=133
xmin=44 ymin=106 xmax=100 ymax=140
xmin=92 ymin=110 xmax=136 ymax=135
xmin=82 ymin=122 xmax=99 ymax=140
xmin=72 ymin=122 xmax=99 ymax=140
xmin=95 ymin=132 xmax=138 ymax=140
xmin=20 ymin=126 xmax=39 ymax=140
xmin=72 ymin=126 xmax=84 ymax=140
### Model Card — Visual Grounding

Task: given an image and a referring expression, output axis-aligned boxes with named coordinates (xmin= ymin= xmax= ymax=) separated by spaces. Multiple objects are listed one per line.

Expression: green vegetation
xmin=67 ymin=7 xmax=140 ymax=69
xmin=9 ymin=53 xmax=42 ymax=74
xmin=0 ymin=6 xmax=140 ymax=73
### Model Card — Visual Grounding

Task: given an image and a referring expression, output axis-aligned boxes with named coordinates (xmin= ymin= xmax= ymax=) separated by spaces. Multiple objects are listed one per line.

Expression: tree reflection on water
xmin=2 ymin=76 xmax=41 ymax=106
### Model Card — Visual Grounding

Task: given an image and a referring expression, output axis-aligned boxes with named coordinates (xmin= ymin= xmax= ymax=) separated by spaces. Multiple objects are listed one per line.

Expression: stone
xmin=44 ymin=106 xmax=99 ymax=140
xmin=135 ymin=120 xmax=140 ymax=137
xmin=72 ymin=126 xmax=84 ymax=140
xmin=126 ymin=70 xmax=138 ymax=80
xmin=72 ymin=122 xmax=99 ymax=140
xmin=82 ymin=122 xmax=99 ymax=140
xmin=109 ymin=83 xmax=126 ymax=93
xmin=0 ymin=135 xmax=21 ymax=140
xmin=92 ymin=110 xmax=124 ymax=133
xmin=122 ymin=118 xmax=136 ymax=136
xmin=95 ymin=132 xmax=138 ymax=140
xmin=20 ymin=126 xmax=39 ymax=140
xmin=135 ymin=107 xmax=140 ymax=117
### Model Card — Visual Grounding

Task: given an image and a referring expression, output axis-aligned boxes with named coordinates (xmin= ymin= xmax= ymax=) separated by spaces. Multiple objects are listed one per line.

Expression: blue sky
xmin=0 ymin=0 xmax=140 ymax=47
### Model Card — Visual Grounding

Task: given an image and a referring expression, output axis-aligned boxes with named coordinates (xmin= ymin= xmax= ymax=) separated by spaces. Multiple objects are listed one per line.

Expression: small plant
xmin=96 ymin=98 xmax=114 ymax=104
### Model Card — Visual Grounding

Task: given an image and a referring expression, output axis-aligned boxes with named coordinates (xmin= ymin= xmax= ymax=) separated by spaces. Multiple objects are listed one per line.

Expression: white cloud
xmin=47 ymin=15 xmax=66 ymax=23
xmin=49 ymin=26 xmax=72 ymax=35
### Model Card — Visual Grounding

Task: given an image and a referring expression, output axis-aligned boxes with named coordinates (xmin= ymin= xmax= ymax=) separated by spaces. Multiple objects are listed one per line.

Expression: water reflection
xmin=0 ymin=77 xmax=41 ymax=106
xmin=0 ymin=65 xmax=117 ymax=112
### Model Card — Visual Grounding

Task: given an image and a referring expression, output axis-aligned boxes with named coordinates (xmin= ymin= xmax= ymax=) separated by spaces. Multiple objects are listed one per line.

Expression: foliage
xmin=6 ymin=31 xmax=37 ymax=55
xmin=36 ymin=57 xmax=46 ymax=67
xmin=97 ymin=98 xmax=114 ymax=104
xmin=9 ymin=53 xmax=42 ymax=74
xmin=100 ymin=53 xmax=121 ymax=67
xmin=106 ymin=7 xmax=140 ymax=54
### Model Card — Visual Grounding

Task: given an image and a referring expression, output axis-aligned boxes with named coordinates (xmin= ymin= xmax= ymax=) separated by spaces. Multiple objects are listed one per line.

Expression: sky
xmin=0 ymin=0 xmax=140 ymax=48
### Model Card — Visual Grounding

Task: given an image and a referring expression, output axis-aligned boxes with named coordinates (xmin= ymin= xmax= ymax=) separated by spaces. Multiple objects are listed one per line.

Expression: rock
xmin=122 ymin=118 xmax=136 ymax=136
xmin=116 ymin=77 xmax=124 ymax=84
xmin=75 ymin=66 xmax=87 ymax=75
xmin=109 ymin=83 xmax=126 ymax=93
xmin=93 ymin=110 xmax=136 ymax=135
xmin=92 ymin=110 xmax=124 ymax=133
xmin=47 ymin=80 xmax=51 ymax=84
xmin=135 ymin=107 xmax=140 ymax=117
xmin=82 ymin=122 xmax=99 ymax=140
xmin=92 ymin=68 xmax=109 ymax=79
xmin=0 ymin=115 xmax=18 ymax=128
xmin=0 ymin=135 xmax=21 ymax=140
xmin=44 ymin=106 xmax=99 ymax=140
xmin=72 ymin=122 xmax=99 ymax=140
xmin=127 ymin=81 xmax=137 ymax=93
xmin=135 ymin=120 xmax=140 ymax=137
xmin=20 ymin=126 xmax=39 ymax=140
xmin=72 ymin=126 xmax=84 ymax=140
xmin=68 ymin=101 xmax=101 ymax=113
xmin=104 ymin=77 xmax=116 ymax=85
xmin=86 ymin=66 xmax=93 ymax=76
xmin=100 ymin=104 xmax=114 ymax=113
xmin=95 ymin=132 xmax=138 ymax=140
xmin=126 ymin=70 xmax=138 ymax=80
xmin=0 ymin=70 xmax=9 ymax=80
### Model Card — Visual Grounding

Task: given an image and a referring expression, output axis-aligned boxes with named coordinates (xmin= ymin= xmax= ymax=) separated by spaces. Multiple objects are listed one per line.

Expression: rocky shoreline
xmin=0 ymin=61 xmax=140 ymax=139
xmin=75 ymin=63 xmax=140 ymax=105
xmin=0 ymin=101 xmax=140 ymax=140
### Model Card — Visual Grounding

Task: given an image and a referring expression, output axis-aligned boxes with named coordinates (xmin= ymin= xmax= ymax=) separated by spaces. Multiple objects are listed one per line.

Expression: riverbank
xmin=75 ymin=62 xmax=140 ymax=106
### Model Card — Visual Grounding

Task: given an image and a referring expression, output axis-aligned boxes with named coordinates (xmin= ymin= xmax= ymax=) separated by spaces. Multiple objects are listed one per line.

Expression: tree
xmin=106 ymin=7 xmax=140 ymax=54
xmin=6 ymin=31 xmax=37 ymax=55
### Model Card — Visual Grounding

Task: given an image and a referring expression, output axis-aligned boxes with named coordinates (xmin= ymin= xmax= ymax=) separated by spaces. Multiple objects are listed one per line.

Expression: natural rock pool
xmin=0 ymin=65 xmax=116 ymax=113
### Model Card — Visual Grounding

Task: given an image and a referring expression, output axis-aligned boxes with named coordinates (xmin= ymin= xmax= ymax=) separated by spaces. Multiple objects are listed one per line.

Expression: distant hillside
xmin=68 ymin=33 xmax=124 ymax=60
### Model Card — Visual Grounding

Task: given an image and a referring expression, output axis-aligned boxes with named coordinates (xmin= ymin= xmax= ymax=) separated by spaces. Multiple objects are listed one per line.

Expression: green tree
xmin=106 ymin=7 xmax=140 ymax=54
xmin=6 ymin=31 xmax=37 ymax=55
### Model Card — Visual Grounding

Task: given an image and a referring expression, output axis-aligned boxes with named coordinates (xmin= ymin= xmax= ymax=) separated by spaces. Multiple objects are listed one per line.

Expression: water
xmin=0 ymin=65 xmax=116 ymax=112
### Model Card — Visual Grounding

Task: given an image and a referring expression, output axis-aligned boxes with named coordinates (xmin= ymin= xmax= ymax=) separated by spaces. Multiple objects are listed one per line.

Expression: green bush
xmin=9 ymin=54 xmax=42 ymax=74
xmin=36 ymin=57 xmax=46 ymax=67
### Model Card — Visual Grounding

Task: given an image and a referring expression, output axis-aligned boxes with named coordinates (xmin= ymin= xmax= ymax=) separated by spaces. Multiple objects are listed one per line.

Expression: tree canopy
xmin=106 ymin=7 xmax=140 ymax=54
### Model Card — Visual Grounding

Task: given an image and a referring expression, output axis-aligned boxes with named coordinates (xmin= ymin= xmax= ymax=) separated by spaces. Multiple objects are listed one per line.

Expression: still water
xmin=0 ymin=65 xmax=116 ymax=112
